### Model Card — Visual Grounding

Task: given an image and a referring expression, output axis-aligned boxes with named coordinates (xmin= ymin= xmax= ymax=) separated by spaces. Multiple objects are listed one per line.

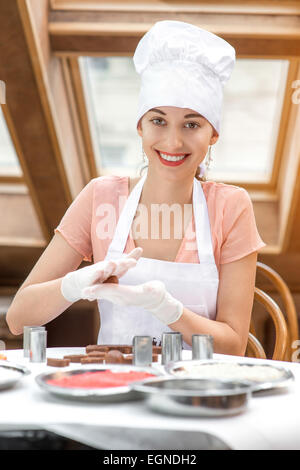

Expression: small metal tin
xmin=30 ymin=329 xmax=47 ymax=363
xmin=192 ymin=334 xmax=214 ymax=360
xmin=133 ymin=336 xmax=152 ymax=366
xmin=23 ymin=326 xmax=45 ymax=358
xmin=161 ymin=332 xmax=182 ymax=365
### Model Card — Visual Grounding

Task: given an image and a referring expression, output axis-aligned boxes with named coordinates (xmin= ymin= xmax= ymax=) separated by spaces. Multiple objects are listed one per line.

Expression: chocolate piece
xmin=87 ymin=351 xmax=106 ymax=358
xmin=104 ymin=350 xmax=124 ymax=364
xmin=152 ymin=354 xmax=159 ymax=362
xmin=86 ymin=344 xmax=132 ymax=354
xmin=104 ymin=344 xmax=132 ymax=353
xmin=63 ymin=354 xmax=87 ymax=363
xmin=152 ymin=346 xmax=162 ymax=354
xmin=104 ymin=276 xmax=119 ymax=284
xmin=123 ymin=355 xmax=133 ymax=364
xmin=86 ymin=345 xmax=109 ymax=353
xmin=81 ymin=357 xmax=104 ymax=364
xmin=122 ymin=346 xmax=132 ymax=354
xmin=47 ymin=358 xmax=70 ymax=367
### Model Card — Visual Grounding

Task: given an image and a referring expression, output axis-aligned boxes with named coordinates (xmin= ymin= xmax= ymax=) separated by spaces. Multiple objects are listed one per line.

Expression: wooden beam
xmin=0 ymin=0 xmax=72 ymax=242
xmin=50 ymin=0 xmax=300 ymax=15
xmin=68 ymin=57 xmax=99 ymax=179
xmin=20 ymin=0 xmax=94 ymax=196
xmin=277 ymin=60 xmax=300 ymax=252
xmin=61 ymin=57 xmax=97 ymax=180
xmin=48 ymin=2 xmax=300 ymax=57
xmin=0 ymin=176 xmax=24 ymax=185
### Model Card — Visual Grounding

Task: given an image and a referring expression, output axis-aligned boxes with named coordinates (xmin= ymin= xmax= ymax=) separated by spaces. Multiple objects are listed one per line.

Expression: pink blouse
xmin=55 ymin=175 xmax=266 ymax=270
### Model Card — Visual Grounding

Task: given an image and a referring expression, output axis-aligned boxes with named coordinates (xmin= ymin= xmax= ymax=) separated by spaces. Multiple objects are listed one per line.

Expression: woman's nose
xmin=164 ymin=129 xmax=184 ymax=150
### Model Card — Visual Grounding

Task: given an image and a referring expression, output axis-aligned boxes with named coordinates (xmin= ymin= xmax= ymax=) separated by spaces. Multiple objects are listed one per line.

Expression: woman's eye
xmin=150 ymin=119 xmax=200 ymax=128
xmin=151 ymin=118 xmax=164 ymax=125
xmin=185 ymin=122 xmax=199 ymax=129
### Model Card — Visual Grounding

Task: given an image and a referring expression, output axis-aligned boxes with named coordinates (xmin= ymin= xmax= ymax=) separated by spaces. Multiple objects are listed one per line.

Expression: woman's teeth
xmin=159 ymin=152 xmax=187 ymax=162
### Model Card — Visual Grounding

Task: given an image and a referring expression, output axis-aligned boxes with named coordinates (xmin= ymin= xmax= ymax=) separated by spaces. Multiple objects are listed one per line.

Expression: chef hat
xmin=133 ymin=20 xmax=236 ymax=136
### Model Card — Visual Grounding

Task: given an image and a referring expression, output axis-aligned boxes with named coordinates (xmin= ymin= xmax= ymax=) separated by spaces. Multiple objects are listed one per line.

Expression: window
xmin=0 ymin=106 xmax=22 ymax=176
xmin=210 ymin=59 xmax=289 ymax=183
xmin=81 ymin=57 xmax=141 ymax=176
xmin=81 ymin=56 xmax=289 ymax=183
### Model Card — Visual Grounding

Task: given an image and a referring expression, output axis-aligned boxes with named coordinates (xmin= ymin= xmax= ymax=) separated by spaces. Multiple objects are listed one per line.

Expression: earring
xmin=142 ymin=147 xmax=148 ymax=164
xmin=205 ymin=145 xmax=213 ymax=172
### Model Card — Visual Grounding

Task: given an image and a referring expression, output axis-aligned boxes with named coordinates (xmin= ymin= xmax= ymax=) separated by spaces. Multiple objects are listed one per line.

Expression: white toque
xmin=133 ymin=20 xmax=236 ymax=136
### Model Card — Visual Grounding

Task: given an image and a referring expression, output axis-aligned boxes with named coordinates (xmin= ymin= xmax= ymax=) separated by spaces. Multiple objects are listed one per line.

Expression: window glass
xmin=0 ymin=106 xmax=22 ymax=176
xmin=82 ymin=57 xmax=289 ymax=182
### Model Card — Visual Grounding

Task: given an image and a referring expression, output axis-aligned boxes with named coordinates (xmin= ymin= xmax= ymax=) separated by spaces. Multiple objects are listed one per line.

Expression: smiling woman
xmin=6 ymin=20 xmax=266 ymax=357
xmin=137 ymin=106 xmax=218 ymax=178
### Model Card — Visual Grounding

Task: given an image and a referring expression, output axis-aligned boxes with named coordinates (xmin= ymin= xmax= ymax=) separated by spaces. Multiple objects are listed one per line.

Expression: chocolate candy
xmin=86 ymin=344 xmax=133 ymax=354
xmin=81 ymin=357 xmax=104 ymax=364
xmin=104 ymin=276 xmax=119 ymax=284
xmin=86 ymin=345 xmax=109 ymax=353
xmin=47 ymin=358 xmax=70 ymax=367
xmin=104 ymin=350 xmax=124 ymax=364
xmin=152 ymin=354 xmax=159 ymax=363
xmin=63 ymin=354 xmax=87 ymax=363
xmin=87 ymin=351 xmax=106 ymax=358
xmin=123 ymin=354 xmax=133 ymax=364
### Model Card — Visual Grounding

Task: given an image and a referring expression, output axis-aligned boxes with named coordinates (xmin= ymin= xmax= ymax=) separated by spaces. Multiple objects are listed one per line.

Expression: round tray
xmin=131 ymin=376 xmax=252 ymax=417
xmin=165 ymin=360 xmax=295 ymax=393
xmin=0 ymin=360 xmax=31 ymax=391
xmin=35 ymin=364 xmax=162 ymax=402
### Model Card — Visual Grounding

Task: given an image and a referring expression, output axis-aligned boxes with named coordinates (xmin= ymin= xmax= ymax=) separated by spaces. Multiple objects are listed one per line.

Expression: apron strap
xmin=107 ymin=172 xmax=216 ymax=266
xmin=107 ymin=172 xmax=147 ymax=256
xmin=194 ymin=178 xmax=216 ymax=265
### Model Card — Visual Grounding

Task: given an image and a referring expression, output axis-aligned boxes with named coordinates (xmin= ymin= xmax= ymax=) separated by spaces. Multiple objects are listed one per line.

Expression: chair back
xmin=256 ymin=262 xmax=299 ymax=361
xmin=246 ymin=287 xmax=288 ymax=361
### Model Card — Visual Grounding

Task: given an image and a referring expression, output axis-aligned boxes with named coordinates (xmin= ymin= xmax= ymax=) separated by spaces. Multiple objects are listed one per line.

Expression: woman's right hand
xmin=60 ymin=247 xmax=143 ymax=303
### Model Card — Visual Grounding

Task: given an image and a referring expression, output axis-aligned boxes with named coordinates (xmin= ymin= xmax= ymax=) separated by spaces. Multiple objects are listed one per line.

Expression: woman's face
xmin=137 ymin=106 xmax=219 ymax=181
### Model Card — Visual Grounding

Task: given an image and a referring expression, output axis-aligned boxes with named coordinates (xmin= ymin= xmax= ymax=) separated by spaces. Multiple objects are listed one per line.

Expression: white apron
xmin=97 ymin=173 xmax=219 ymax=349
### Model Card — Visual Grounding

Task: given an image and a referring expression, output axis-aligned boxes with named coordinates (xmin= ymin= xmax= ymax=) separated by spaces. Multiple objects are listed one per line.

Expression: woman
xmin=6 ymin=21 xmax=265 ymax=355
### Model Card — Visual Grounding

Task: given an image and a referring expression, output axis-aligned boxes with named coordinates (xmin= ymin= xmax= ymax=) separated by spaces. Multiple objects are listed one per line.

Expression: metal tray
xmin=165 ymin=360 xmax=295 ymax=393
xmin=0 ymin=360 xmax=31 ymax=391
xmin=35 ymin=364 xmax=162 ymax=402
xmin=131 ymin=376 xmax=252 ymax=417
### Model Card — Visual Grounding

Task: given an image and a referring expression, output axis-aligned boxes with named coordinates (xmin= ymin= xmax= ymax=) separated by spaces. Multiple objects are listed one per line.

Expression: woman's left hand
xmin=82 ymin=280 xmax=183 ymax=325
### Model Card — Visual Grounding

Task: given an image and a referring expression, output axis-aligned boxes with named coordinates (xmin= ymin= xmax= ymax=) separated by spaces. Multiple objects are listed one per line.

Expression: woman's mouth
xmin=155 ymin=150 xmax=190 ymax=167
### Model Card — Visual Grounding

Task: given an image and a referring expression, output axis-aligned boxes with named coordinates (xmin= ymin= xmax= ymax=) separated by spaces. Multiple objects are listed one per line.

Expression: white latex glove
xmin=81 ymin=280 xmax=183 ymax=325
xmin=61 ymin=247 xmax=143 ymax=303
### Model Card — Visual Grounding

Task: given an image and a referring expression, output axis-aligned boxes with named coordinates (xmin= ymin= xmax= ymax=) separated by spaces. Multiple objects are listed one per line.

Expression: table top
xmin=1 ymin=347 xmax=300 ymax=450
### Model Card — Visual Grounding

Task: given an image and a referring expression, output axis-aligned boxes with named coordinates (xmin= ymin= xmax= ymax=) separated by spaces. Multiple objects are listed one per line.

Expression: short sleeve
xmin=54 ymin=179 xmax=95 ymax=262
xmin=220 ymin=187 xmax=266 ymax=264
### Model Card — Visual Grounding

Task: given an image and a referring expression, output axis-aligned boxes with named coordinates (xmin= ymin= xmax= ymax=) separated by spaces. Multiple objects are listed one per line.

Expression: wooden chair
xmin=256 ymin=262 xmax=298 ymax=361
xmin=246 ymin=287 xmax=288 ymax=361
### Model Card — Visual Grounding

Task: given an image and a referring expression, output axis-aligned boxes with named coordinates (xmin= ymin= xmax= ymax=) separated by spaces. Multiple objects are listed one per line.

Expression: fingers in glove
xmin=82 ymin=283 xmax=129 ymax=303
xmin=113 ymin=258 xmax=137 ymax=278
xmin=82 ymin=283 xmax=143 ymax=303
xmin=91 ymin=260 xmax=117 ymax=283
xmin=125 ymin=247 xmax=143 ymax=261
